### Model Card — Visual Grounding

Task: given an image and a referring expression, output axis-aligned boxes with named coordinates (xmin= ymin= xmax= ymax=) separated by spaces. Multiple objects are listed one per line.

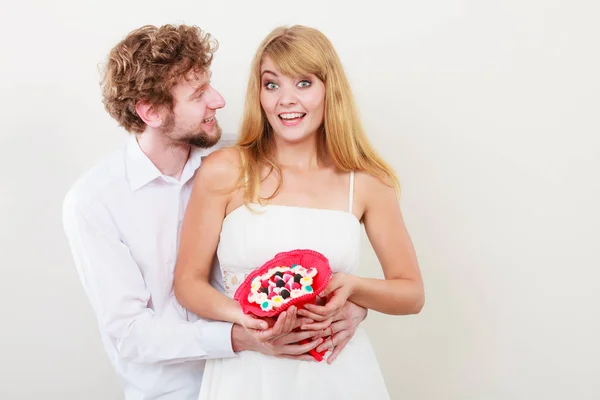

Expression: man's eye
xmin=298 ymin=80 xmax=311 ymax=88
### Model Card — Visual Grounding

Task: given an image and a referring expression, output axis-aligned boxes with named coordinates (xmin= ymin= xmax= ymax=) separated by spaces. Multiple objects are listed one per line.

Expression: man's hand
xmin=249 ymin=328 xmax=324 ymax=361
xmin=231 ymin=306 xmax=324 ymax=361
xmin=234 ymin=305 xmax=299 ymax=339
xmin=297 ymin=300 xmax=367 ymax=364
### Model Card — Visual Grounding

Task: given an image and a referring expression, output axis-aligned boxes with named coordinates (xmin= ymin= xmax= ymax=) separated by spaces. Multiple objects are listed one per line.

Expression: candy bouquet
xmin=234 ymin=249 xmax=332 ymax=361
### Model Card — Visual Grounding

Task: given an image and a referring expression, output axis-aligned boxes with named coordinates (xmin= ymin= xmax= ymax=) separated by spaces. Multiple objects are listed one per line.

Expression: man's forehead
xmin=185 ymin=69 xmax=211 ymax=87
xmin=171 ymin=69 xmax=211 ymax=95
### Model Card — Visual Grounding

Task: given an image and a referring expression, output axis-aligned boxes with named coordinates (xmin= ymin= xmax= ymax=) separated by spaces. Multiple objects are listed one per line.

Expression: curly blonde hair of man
xmin=101 ymin=24 xmax=218 ymax=133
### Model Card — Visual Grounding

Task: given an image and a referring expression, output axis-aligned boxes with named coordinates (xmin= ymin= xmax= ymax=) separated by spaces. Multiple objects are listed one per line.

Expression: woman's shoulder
xmin=196 ymin=146 xmax=243 ymax=193
xmin=354 ymin=170 xmax=399 ymax=207
xmin=354 ymin=170 xmax=396 ymax=191
xmin=204 ymin=145 xmax=242 ymax=164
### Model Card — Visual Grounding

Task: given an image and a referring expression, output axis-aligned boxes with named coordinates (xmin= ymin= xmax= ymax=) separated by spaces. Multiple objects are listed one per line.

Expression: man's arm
xmin=62 ymin=194 xmax=236 ymax=365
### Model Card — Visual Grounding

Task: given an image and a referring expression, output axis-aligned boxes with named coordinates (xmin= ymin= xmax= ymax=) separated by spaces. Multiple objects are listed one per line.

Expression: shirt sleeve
xmin=62 ymin=192 xmax=236 ymax=365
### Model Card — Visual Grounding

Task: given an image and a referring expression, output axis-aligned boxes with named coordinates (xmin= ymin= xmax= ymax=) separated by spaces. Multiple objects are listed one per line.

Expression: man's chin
xmin=182 ymin=126 xmax=222 ymax=148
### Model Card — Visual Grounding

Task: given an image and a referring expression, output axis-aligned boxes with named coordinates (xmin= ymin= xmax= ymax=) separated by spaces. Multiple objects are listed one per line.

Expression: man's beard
xmin=161 ymin=113 xmax=222 ymax=148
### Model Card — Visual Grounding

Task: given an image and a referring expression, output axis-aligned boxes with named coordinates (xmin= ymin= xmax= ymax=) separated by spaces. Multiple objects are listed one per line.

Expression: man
xmin=63 ymin=24 xmax=367 ymax=400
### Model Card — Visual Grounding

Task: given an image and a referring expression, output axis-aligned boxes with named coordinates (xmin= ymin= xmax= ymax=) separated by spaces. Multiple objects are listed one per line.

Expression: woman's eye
xmin=298 ymin=80 xmax=311 ymax=88
xmin=265 ymin=82 xmax=278 ymax=90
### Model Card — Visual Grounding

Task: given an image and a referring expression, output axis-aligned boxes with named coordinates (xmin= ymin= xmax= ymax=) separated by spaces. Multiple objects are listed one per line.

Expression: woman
xmin=174 ymin=25 xmax=424 ymax=399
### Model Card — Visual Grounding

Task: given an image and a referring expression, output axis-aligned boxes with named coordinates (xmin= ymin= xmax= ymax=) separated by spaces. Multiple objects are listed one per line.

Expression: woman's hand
xmin=297 ymin=300 xmax=368 ymax=364
xmin=314 ymin=301 xmax=367 ymax=363
xmin=238 ymin=312 xmax=269 ymax=331
xmin=238 ymin=306 xmax=301 ymax=342
xmin=300 ymin=272 xmax=358 ymax=322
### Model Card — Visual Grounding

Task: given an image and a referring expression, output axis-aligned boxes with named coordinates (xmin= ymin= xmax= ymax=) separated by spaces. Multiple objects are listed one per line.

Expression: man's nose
xmin=207 ymin=86 xmax=226 ymax=109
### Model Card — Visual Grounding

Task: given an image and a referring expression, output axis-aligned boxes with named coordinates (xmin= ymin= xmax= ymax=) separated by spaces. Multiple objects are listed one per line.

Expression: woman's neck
xmin=273 ymin=133 xmax=329 ymax=171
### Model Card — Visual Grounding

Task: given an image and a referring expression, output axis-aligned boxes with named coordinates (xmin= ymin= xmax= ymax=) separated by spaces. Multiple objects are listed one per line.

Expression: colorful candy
xmin=247 ymin=265 xmax=318 ymax=310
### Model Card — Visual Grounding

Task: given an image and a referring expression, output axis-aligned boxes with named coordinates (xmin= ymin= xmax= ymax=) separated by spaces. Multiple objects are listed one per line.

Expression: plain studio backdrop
xmin=1 ymin=0 xmax=598 ymax=399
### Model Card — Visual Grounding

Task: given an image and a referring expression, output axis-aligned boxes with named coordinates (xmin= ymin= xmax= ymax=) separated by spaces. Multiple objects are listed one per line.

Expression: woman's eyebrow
xmin=261 ymin=70 xmax=278 ymax=78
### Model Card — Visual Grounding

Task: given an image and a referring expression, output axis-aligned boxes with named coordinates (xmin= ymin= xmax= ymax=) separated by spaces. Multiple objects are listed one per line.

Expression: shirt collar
xmin=125 ymin=135 xmax=212 ymax=191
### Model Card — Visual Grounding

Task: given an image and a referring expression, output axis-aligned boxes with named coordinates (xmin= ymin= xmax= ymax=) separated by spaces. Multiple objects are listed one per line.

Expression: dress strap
xmin=348 ymin=171 xmax=355 ymax=213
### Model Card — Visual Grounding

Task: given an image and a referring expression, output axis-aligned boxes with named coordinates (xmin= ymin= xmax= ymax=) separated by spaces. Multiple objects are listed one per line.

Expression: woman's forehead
xmin=260 ymin=55 xmax=320 ymax=78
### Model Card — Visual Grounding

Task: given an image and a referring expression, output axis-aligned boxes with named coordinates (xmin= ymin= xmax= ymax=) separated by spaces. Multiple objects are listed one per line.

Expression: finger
xmin=327 ymin=336 xmax=351 ymax=364
xmin=250 ymin=318 xmax=289 ymax=342
xmin=330 ymin=308 xmax=347 ymax=322
xmin=320 ymin=275 xmax=340 ymax=297
xmin=320 ymin=276 xmax=342 ymax=298
xmin=292 ymin=316 xmax=314 ymax=329
xmin=256 ymin=312 xmax=307 ymax=343
xmin=306 ymin=295 xmax=345 ymax=317
xmin=297 ymin=308 xmax=329 ymax=322
xmin=300 ymin=318 xmax=333 ymax=331
xmin=303 ymin=302 xmax=329 ymax=314
xmin=251 ymin=328 xmax=278 ymax=342
xmin=274 ymin=330 xmax=321 ymax=346
xmin=316 ymin=330 xmax=348 ymax=353
xmin=323 ymin=300 xmax=351 ymax=323
xmin=316 ymin=334 xmax=333 ymax=354
xmin=303 ymin=303 xmax=336 ymax=319
xmin=282 ymin=306 xmax=297 ymax=334
xmin=318 ymin=320 xmax=349 ymax=337
xmin=270 ymin=310 xmax=296 ymax=341
xmin=245 ymin=317 xmax=269 ymax=331
xmin=270 ymin=311 xmax=288 ymax=337
xmin=282 ymin=337 xmax=324 ymax=355
xmin=322 ymin=295 xmax=346 ymax=313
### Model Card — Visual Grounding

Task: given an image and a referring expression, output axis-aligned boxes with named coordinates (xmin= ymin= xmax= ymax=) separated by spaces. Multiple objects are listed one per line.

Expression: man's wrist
xmin=231 ymin=323 xmax=254 ymax=352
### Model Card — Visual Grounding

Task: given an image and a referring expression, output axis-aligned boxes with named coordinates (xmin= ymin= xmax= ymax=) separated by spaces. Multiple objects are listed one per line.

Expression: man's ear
xmin=135 ymin=100 xmax=163 ymax=128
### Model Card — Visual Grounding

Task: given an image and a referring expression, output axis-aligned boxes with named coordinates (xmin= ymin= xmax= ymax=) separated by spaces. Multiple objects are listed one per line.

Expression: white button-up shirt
xmin=62 ymin=135 xmax=235 ymax=400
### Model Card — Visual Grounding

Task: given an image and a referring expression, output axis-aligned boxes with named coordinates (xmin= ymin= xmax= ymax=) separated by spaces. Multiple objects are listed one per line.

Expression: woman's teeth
xmin=279 ymin=113 xmax=305 ymax=120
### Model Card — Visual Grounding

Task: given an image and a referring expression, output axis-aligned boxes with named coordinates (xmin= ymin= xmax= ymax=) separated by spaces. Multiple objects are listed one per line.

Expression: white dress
xmin=198 ymin=172 xmax=390 ymax=400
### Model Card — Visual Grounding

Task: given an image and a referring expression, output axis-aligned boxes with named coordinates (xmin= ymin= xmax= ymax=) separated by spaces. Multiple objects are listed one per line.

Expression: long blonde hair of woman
xmin=236 ymin=25 xmax=400 ymax=206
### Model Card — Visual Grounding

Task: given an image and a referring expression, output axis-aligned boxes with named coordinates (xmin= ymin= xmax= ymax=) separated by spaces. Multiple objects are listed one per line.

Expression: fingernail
xmin=281 ymin=312 xmax=286 ymax=317
xmin=305 ymin=319 xmax=314 ymax=324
